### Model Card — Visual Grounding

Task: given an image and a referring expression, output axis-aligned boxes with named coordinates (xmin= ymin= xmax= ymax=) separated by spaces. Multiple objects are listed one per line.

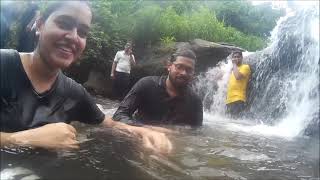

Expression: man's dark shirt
xmin=0 ymin=49 xmax=105 ymax=132
xmin=112 ymin=76 xmax=203 ymax=126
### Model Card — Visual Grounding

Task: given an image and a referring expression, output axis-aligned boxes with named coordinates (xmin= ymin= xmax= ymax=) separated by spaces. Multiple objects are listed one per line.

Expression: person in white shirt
xmin=110 ymin=43 xmax=136 ymax=100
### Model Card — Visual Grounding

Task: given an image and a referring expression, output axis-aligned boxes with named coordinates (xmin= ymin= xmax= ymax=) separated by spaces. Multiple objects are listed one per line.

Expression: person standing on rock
xmin=112 ymin=49 xmax=203 ymax=127
xmin=0 ymin=1 xmax=171 ymax=154
xmin=110 ymin=42 xmax=136 ymax=100
xmin=226 ymin=51 xmax=251 ymax=118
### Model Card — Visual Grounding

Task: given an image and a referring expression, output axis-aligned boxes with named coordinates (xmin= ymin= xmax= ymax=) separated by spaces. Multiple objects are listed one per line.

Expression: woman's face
xmin=37 ymin=2 xmax=92 ymax=70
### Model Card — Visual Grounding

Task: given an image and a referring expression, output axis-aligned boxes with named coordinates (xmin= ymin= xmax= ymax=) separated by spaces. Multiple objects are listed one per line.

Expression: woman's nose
xmin=65 ymin=28 xmax=79 ymax=43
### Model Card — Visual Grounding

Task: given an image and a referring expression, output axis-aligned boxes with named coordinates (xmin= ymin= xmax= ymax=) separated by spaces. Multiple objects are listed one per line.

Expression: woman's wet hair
xmin=40 ymin=1 xmax=91 ymax=22
xmin=169 ymin=49 xmax=197 ymax=63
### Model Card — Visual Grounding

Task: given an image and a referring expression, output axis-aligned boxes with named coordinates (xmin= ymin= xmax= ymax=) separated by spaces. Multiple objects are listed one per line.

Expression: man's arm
xmin=0 ymin=123 xmax=79 ymax=150
xmin=112 ymin=78 xmax=143 ymax=123
xmin=1 ymin=132 xmax=14 ymax=147
xmin=110 ymin=62 xmax=117 ymax=80
xmin=110 ymin=78 xmax=172 ymax=153
xmin=110 ymin=52 xmax=119 ymax=79
xmin=129 ymin=54 xmax=136 ymax=66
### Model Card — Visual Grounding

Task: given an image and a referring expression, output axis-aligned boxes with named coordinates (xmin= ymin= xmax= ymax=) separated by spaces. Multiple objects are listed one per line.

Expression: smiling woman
xmin=37 ymin=1 xmax=91 ymax=70
xmin=0 ymin=1 xmax=172 ymax=154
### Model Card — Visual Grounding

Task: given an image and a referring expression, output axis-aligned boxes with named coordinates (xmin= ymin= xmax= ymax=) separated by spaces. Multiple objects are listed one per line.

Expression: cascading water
xmin=194 ymin=4 xmax=319 ymax=138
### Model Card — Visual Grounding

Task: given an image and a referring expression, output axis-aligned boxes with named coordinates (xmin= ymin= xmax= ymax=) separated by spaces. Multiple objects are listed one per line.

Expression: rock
xmin=187 ymin=39 xmax=244 ymax=72
xmin=83 ymin=70 xmax=112 ymax=96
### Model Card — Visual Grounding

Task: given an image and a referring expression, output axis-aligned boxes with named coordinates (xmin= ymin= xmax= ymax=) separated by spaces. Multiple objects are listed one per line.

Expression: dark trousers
xmin=226 ymin=100 xmax=246 ymax=118
xmin=112 ymin=71 xmax=130 ymax=100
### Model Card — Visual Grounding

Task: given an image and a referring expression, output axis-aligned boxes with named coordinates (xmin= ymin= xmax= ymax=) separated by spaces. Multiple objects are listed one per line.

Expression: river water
xmin=1 ymin=98 xmax=319 ymax=180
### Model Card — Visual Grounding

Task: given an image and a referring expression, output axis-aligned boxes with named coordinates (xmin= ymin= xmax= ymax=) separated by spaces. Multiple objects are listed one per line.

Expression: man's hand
xmin=134 ymin=127 xmax=173 ymax=154
xmin=10 ymin=123 xmax=79 ymax=150
xmin=232 ymin=58 xmax=237 ymax=65
xmin=103 ymin=117 xmax=172 ymax=154
xmin=110 ymin=73 xmax=115 ymax=80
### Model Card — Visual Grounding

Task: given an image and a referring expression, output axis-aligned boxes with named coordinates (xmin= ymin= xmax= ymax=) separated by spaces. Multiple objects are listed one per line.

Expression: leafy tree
xmin=206 ymin=0 xmax=285 ymax=37
xmin=2 ymin=0 xmax=284 ymax=74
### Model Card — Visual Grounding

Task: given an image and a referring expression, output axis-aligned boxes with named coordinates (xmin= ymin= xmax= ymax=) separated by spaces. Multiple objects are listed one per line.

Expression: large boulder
xmin=83 ymin=70 xmax=112 ymax=97
xmin=131 ymin=39 xmax=244 ymax=81
xmin=186 ymin=39 xmax=245 ymax=72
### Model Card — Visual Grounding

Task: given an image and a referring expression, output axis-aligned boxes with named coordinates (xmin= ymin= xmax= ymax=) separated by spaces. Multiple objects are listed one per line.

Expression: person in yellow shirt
xmin=226 ymin=51 xmax=251 ymax=118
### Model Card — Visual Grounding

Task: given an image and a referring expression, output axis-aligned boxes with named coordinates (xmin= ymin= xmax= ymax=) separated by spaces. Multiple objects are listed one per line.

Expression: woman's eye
xmin=56 ymin=20 xmax=73 ymax=30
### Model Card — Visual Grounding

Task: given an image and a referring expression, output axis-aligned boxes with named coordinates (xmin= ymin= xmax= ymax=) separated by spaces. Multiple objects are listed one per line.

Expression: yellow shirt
xmin=226 ymin=64 xmax=251 ymax=104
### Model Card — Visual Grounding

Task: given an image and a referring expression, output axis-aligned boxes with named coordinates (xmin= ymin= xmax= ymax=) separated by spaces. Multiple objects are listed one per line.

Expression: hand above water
xmin=10 ymin=123 xmax=79 ymax=150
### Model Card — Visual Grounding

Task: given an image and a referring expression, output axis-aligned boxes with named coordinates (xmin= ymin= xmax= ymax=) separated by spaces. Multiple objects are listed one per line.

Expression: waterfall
xmin=194 ymin=5 xmax=319 ymax=138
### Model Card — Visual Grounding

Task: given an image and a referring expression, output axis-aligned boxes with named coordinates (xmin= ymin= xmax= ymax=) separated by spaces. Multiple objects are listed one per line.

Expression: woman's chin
xmin=51 ymin=59 xmax=74 ymax=70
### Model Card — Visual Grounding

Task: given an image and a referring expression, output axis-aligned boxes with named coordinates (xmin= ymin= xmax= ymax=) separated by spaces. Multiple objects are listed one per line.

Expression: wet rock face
xmin=83 ymin=70 xmax=112 ymax=97
xmin=177 ymin=39 xmax=245 ymax=72
xmin=69 ymin=39 xmax=244 ymax=97
xmin=304 ymin=117 xmax=320 ymax=137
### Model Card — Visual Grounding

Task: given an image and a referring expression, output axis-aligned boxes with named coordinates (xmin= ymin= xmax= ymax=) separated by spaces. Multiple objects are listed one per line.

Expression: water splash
xmin=195 ymin=5 xmax=319 ymax=138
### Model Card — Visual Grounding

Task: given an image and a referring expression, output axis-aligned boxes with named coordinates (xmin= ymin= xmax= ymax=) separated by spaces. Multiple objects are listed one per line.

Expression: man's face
xmin=168 ymin=56 xmax=195 ymax=89
xmin=125 ymin=45 xmax=132 ymax=53
xmin=232 ymin=53 xmax=243 ymax=65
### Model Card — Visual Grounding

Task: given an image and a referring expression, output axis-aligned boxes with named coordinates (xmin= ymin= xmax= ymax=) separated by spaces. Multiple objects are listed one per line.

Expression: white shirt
xmin=114 ymin=50 xmax=135 ymax=74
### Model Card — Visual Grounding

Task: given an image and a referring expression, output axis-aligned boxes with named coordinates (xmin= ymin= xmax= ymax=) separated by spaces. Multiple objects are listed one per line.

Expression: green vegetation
xmin=2 ymin=0 xmax=285 ymax=69
xmin=88 ymin=0 xmax=285 ymax=65
xmin=87 ymin=0 xmax=284 ymax=52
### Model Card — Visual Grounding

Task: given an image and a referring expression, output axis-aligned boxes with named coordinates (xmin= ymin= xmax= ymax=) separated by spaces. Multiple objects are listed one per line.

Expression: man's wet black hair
xmin=40 ymin=1 xmax=91 ymax=22
xmin=232 ymin=51 xmax=243 ymax=57
xmin=170 ymin=48 xmax=197 ymax=63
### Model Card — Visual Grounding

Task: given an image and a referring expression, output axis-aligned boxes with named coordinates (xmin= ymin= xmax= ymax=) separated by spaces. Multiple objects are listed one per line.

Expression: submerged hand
xmin=102 ymin=118 xmax=173 ymax=154
xmin=135 ymin=127 xmax=173 ymax=154
xmin=144 ymin=125 xmax=176 ymax=134
xmin=11 ymin=123 xmax=79 ymax=150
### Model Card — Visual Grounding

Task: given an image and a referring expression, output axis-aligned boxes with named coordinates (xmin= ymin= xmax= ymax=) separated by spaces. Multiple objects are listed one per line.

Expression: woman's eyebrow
xmin=56 ymin=15 xmax=90 ymax=30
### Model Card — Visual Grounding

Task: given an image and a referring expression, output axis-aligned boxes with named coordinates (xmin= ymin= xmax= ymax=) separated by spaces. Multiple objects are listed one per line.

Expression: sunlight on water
xmin=226 ymin=123 xmax=298 ymax=138
xmin=96 ymin=104 xmax=117 ymax=116
xmin=205 ymin=112 xmax=300 ymax=138
xmin=0 ymin=167 xmax=40 ymax=180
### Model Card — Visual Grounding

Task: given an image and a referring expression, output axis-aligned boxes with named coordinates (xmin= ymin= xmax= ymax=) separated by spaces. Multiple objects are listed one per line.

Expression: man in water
xmin=226 ymin=51 xmax=251 ymax=118
xmin=110 ymin=42 xmax=136 ymax=100
xmin=112 ymin=49 xmax=203 ymax=127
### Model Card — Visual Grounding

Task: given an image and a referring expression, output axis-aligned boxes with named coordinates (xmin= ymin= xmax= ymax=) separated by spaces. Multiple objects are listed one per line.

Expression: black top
xmin=0 ymin=49 xmax=105 ymax=132
xmin=112 ymin=76 xmax=203 ymax=127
